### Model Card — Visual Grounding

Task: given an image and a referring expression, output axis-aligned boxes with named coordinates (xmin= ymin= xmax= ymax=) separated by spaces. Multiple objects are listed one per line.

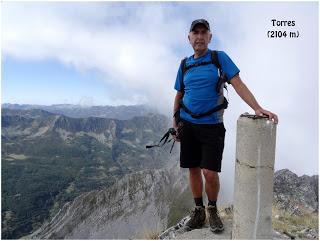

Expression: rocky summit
xmin=159 ymin=169 xmax=318 ymax=240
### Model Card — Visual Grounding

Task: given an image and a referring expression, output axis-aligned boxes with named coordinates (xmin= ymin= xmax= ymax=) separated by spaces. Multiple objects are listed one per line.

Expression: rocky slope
xmin=30 ymin=164 xmax=189 ymax=239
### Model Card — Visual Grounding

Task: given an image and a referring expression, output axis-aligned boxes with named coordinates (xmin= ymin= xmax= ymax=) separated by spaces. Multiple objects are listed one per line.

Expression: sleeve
xmin=174 ymin=63 xmax=183 ymax=91
xmin=218 ymin=51 xmax=240 ymax=84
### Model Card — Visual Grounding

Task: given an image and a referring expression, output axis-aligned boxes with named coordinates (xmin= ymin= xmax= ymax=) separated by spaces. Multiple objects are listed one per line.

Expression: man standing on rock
xmin=172 ymin=19 xmax=278 ymax=233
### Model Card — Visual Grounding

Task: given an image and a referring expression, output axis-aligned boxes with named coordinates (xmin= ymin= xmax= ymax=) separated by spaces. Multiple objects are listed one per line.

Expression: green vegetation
xmin=272 ymin=204 xmax=319 ymax=239
xmin=1 ymin=109 xmax=169 ymax=239
xmin=1 ymin=136 xmax=115 ymax=239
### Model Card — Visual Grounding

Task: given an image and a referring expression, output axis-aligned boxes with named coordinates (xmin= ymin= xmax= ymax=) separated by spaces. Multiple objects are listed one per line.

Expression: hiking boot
xmin=185 ymin=206 xmax=206 ymax=230
xmin=207 ymin=205 xmax=224 ymax=233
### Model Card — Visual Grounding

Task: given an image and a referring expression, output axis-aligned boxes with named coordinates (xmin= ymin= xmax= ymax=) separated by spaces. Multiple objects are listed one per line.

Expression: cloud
xmin=218 ymin=2 xmax=319 ymax=178
xmin=3 ymin=2 xmax=189 ymax=113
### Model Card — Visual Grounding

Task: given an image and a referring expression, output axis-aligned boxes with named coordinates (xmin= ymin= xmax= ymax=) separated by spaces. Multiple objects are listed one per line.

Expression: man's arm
xmin=173 ymin=91 xmax=183 ymax=125
xmin=230 ymin=74 xmax=278 ymax=123
xmin=172 ymin=91 xmax=183 ymax=141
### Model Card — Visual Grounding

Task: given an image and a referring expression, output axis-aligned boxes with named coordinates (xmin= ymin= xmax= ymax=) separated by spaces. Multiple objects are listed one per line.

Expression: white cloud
xmin=3 ymin=2 xmax=187 ymax=113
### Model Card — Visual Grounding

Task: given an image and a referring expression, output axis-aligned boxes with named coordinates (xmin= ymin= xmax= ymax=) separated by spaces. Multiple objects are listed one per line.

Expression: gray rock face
xmin=31 ymin=165 xmax=188 ymax=239
xmin=274 ymin=169 xmax=318 ymax=214
xmin=159 ymin=169 xmax=319 ymax=240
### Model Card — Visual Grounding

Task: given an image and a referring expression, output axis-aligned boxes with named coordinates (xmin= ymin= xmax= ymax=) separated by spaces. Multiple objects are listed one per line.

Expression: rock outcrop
xmin=274 ymin=169 xmax=318 ymax=215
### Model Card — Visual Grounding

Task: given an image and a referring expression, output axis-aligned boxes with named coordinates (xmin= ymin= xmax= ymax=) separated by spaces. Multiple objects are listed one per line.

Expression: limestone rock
xmin=274 ymin=169 xmax=318 ymax=214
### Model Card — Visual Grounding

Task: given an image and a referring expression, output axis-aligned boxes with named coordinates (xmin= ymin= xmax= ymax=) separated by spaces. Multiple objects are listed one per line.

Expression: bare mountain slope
xmin=30 ymin=164 xmax=189 ymax=239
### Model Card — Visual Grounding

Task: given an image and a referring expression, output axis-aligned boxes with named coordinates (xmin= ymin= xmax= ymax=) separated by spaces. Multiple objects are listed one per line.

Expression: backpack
xmin=177 ymin=50 xmax=229 ymax=119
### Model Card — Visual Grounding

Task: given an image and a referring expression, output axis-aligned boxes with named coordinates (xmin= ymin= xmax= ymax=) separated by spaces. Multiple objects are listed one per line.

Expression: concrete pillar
xmin=232 ymin=113 xmax=277 ymax=240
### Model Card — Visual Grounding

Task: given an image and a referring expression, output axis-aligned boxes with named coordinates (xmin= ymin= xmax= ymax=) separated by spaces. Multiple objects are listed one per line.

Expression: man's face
xmin=188 ymin=25 xmax=212 ymax=52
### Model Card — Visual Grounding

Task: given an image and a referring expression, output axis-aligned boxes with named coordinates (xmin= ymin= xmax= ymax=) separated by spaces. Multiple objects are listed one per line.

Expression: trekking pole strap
xmin=146 ymin=128 xmax=175 ymax=149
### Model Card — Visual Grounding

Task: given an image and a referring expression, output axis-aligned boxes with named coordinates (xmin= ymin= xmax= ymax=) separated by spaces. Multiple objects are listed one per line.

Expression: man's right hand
xmin=173 ymin=119 xmax=180 ymax=142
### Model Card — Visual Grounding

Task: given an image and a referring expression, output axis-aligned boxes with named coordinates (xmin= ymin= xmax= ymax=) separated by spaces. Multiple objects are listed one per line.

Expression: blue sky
xmin=2 ymin=56 xmax=109 ymax=105
xmin=1 ymin=2 xmax=319 ymax=180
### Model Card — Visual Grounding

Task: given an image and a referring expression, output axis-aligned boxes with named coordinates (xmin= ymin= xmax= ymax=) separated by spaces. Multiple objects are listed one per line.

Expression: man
xmin=172 ymin=19 xmax=278 ymax=233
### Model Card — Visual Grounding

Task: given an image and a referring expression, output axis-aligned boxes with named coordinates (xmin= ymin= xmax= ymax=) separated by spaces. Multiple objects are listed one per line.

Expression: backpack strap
xmin=212 ymin=50 xmax=230 ymax=93
xmin=211 ymin=50 xmax=221 ymax=70
xmin=179 ymin=52 xmax=214 ymax=95
xmin=179 ymin=57 xmax=187 ymax=95
xmin=177 ymin=50 xmax=230 ymax=119
xmin=180 ymin=50 xmax=220 ymax=81
xmin=179 ymin=50 xmax=229 ymax=94
xmin=180 ymin=97 xmax=228 ymax=119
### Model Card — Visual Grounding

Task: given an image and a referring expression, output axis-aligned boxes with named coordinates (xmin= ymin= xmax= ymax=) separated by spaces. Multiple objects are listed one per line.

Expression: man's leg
xmin=185 ymin=167 xmax=206 ymax=230
xmin=202 ymin=168 xmax=224 ymax=233
xmin=189 ymin=167 xmax=203 ymax=199
xmin=202 ymin=168 xmax=219 ymax=202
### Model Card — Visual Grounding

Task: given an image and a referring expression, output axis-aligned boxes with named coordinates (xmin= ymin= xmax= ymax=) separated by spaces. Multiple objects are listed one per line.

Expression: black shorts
xmin=179 ymin=119 xmax=226 ymax=172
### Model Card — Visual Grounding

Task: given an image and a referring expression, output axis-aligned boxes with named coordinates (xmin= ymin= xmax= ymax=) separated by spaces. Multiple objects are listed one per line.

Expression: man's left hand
xmin=255 ymin=108 xmax=278 ymax=124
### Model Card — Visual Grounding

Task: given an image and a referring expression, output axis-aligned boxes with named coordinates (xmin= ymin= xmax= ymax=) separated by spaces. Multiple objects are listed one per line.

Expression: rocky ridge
xmin=30 ymin=164 xmax=189 ymax=239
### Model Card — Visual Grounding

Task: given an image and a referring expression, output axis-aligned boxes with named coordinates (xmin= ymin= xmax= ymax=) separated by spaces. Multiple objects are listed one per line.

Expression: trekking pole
xmin=146 ymin=128 xmax=176 ymax=151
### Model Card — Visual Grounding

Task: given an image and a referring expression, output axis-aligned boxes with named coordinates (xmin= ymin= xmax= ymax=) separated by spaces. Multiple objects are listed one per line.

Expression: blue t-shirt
xmin=174 ymin=49 xmax=240 ymax=124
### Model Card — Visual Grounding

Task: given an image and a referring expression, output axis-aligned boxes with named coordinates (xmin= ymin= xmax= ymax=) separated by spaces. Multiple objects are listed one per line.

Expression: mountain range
xmin=2 ymin=104 xmax=318 ymax=240
xmin=1 ymin=103 xmax=157 ymax=120
xmin=1 ymin=106 xmax=175 ymax=239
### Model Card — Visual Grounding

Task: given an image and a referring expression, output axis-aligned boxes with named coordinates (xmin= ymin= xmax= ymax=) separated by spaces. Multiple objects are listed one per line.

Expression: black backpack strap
xmin=211 ymin=50 xmax=232 ymax=85
xmin=211 ymin=50 xmax=230 ymax=93
xmin=181 ymin=57 xmax=187 ymax=76
xmin=179 ymin=57 xmax=187 ymax=94
xmin=180 ymin=50 xmax=230 ymax=92
xmin=181 ymin=50 xmax=219 ymax=78
xmin=185 ymin=60 xmax=212 ymax=71
xmin=180 ymin=97 xmax=228 ymax=119
xmin=211 ymin=50 xmax=221 ymax=69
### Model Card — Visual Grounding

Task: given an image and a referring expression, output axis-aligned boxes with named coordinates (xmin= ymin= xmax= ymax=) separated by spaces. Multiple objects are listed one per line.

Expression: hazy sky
xmin=2 ymin=1 xmax=318 ymax=189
